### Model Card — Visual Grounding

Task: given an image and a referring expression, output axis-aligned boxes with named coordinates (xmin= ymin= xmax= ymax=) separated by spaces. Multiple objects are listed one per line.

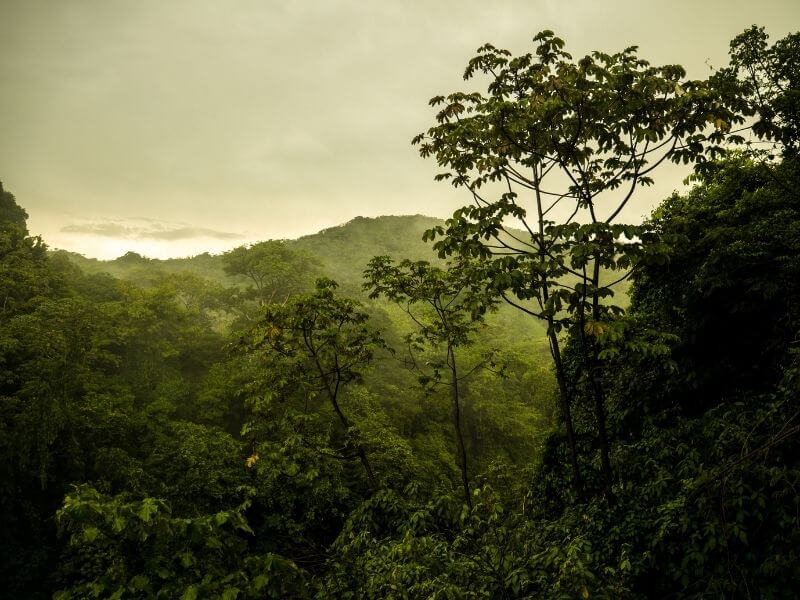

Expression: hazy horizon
xmin=3 ymin=0 xmax=799 ymax=259
xmin=48 ymin=212 xmax=442 ymax=261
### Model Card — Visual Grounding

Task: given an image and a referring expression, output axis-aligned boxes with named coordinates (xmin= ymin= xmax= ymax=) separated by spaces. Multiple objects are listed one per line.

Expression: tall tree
xmin=364 ymin=256 xmax=498 ymax=508
xmin=413 ymin=30 xmax=738 ymax=497
xmin=222 ymin=240 xmax=320 ymax=306
xmin=0 ymin=181 xmax=54 ymax=315
xmin=713 ymin=26 xmax=800 ymax=158
xmin=244 ymin=279 xmax=384 ymax=490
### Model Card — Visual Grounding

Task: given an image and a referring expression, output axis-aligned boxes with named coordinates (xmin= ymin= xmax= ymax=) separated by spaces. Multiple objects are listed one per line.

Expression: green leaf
xmin=138 ymin=499 xmax=158 ymax=523
xmin=129 ymin=575 xmax=149 ymax=592
xmin=181 ymin=586 xmax=198 ymax=600
xmin=221 ymin=588 xmax=240 ymax=600
xmin=83 ymin=526 xmax=100 ymax=543
xmin=112 ymin=516 xmax=127 ymax=533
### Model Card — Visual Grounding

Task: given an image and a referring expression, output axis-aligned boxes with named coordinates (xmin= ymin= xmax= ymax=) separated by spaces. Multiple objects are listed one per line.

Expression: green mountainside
xmin=55 ymin=214 xmax=446 ymax=288
xmin=293 ymin=215 xmax=446 ymax=285
xmin=55 ymin=212 xmax=551 ymax=363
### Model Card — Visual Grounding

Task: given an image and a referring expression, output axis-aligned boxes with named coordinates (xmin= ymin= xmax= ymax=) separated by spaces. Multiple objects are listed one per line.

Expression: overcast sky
xmin=1 ymin=0 xmax=798 ymax=259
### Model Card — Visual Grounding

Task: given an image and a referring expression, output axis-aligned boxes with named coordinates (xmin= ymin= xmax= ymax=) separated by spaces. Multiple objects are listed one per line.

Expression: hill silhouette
xmin=55 ymin=214 xmax=445 ymax=288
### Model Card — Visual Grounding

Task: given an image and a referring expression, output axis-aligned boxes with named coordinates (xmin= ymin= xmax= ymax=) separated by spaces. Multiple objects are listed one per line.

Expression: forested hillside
xmin=55 ymin=214 xmax=445 ymax=290
xmin=2 ymin=194 xmax=553 ymax=598
xmin=1 ymin=25 xmax=799 ymax=599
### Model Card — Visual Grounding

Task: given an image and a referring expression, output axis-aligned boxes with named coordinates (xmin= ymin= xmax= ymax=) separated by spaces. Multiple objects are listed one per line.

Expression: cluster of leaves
xmin=713 ymin=26 xmax=800 ymax=155
xmin=54 ymin=485 xmax=306 ymax=599
xmin=222 ymin=240 xmax=321 ymax=307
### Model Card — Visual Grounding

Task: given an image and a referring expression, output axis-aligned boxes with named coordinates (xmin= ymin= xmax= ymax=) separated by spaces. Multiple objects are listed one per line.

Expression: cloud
xmin=61 ymin=222 xmax=135 ymax=237
xmin=140 ymin=227 xmax=243 ymax=241
xmin=61 ymin=219 xmax=244 ymax=241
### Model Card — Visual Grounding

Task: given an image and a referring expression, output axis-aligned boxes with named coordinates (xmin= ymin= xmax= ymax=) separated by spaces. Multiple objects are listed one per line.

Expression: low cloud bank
xmin=61 ymin=219 xmax=244 ymax=241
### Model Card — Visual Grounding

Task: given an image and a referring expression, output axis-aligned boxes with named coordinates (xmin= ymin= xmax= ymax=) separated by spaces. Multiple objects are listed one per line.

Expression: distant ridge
xmin=55 ymin=214 xmax=446 ymax=287
xmin=291 ymin=215 xmax=444 ymax=285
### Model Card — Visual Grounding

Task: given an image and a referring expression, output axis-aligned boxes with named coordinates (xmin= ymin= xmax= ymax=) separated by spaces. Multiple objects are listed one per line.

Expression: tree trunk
xmin=307 ymin=337 xmax=378 ymax=491
xmin=546 ymin=323 xmax=583 ymax=498
xmin=448 ymin=346 xmax=473 ymax=510
xmin=329 ymin=395 xmax=378 ymax=490
xmin=589 ymin=259 xmax=614 ymax=500
xmin=533 ymin=166 xmax=583 ymax=499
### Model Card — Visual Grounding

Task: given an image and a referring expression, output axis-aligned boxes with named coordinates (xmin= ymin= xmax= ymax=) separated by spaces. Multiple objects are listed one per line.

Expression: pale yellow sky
xmin=1 ymin=0 xmax=798 ymax=258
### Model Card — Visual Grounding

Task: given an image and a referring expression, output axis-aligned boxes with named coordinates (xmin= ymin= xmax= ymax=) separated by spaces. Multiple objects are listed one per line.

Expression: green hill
xmin=55 ymin=214 xmax=446 ymax=288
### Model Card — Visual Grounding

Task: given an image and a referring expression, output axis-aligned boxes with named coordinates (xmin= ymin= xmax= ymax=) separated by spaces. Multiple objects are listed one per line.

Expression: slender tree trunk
xmin=448 ymin=346 xmax=473 ymax=510
xmin=546 ymin=323 xmax=583 ymax=498
xmin=533 ymin=166 xmax=583 ymax=498
xmin=589 ymin=259 xmax=614 ymax=500
xmin=329 ymin=395 xmax=378 ymax=490
xmin=311 ymin=350 xmax=379 ymax=491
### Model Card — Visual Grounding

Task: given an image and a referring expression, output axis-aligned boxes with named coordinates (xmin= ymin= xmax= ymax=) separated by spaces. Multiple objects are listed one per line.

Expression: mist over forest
xmin=2 ymin=6 xmax=800 ymax=599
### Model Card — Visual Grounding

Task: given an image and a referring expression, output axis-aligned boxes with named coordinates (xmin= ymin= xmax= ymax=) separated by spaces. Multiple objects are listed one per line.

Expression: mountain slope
xmin=56 ymin=214 xmax=445 ymax=287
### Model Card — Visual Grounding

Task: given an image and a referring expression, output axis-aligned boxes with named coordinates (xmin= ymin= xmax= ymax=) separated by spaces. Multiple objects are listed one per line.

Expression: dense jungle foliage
xmin=1 ymin=26 xmax=798 ymax=598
